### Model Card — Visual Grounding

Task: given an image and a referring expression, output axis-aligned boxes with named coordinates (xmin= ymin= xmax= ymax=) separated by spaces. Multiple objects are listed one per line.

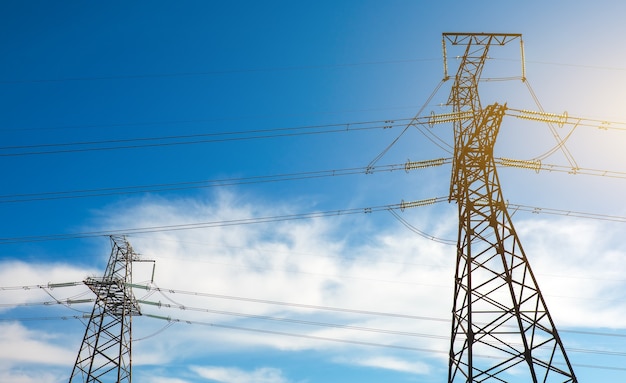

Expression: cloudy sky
xmin=2 ymin=1 xmax=626 ymax=382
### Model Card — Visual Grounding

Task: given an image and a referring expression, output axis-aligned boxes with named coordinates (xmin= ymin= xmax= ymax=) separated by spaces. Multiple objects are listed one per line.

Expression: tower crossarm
xmin=85 ymin=276 xmax=141 ymax=316
xmin=443 ymin=33 xmax=521 ymax=202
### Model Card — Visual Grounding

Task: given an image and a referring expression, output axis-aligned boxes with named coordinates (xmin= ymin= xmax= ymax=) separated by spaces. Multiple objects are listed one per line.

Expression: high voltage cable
xmin=128 ymin=283 xmax=449 ymax=322
xmin=136 ymin=297 xmax=626 ymax=358
xmin=4 ymin=106 xmax=626 ymax=158
xmin=0 ymin=281 xmax=84 ymax=291
xmin=2 ymin=197 xmax=626 ymax=245
xmin=0 ymin=197 xmax=448 ymax=244
xmin=131 ymin=284 xmax=626 ymax=337
xmin=366 ymin=79 xmax=447 ymax=169
xmin=506 ymin=107 xmax=626 ymax=132
xmin=0 ymin=57 xmax=440 ymax=85
xmin=137 ymin=299 xmax=449 ymax=341
xmin=139 ymin=313 xmax=626 ymax=372
xmin=3 ymin=281 xmax=626 ymax=341
xmin=4 ymin=56 xmax=626 ymax=86
xmin=507 ymin=203 xmax=626 ymax=223
xmin=497 ymin=158 xmax=626 ymax=179
xmin=0 ymin=118 xmax=415 ymax=157
xmin=1 ymin=312 xmax=621 ymax=372
xmin=153 ymin=312 xmax=445 ymax=354
xmin=0 ymin=298 xmax=94 ymax=308
xmin=0 ymin=160 xmax=449 ymax=204
xmin=2 ymin=156 xmax=625 ymax=205
xmin=492 ymin=56 xmax=626 ymax=73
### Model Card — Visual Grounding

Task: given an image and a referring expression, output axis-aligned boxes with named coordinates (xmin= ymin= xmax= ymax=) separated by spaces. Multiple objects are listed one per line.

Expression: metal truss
xmin=444 ymin=33 xmax=577 ymax=383
xmin=69 ymin=236 xmax=141 ymax=383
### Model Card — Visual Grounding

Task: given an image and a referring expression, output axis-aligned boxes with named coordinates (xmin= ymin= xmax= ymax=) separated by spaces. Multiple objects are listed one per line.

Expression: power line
xmin=136 ymin=297 xmax=626 ymax=359
xmin=139 ymin=313 xmax=626 ymax=372
xmin=507 ymin=203 xmax=626 ymax=223
xmin=0 ymin=160 xmax=446 ymax=204
xmin=4 ymin=105 xmax=626 ymax=160
xmin=0 ymin=197 xmax=448 ymax=244
xmin=2 ymin=155 xmax=625 ymax=205
xmin=506 ymin=107 xmax=626 ymax=132
xmin=3 ymin=281 xmax=626 ymax=340
xmin=0 ymin=281 xmax=84 ymax=291
xmin=2 ymin=197 xmax=626 ymax=245
xmin=0 ymin=311 xmax=622 ymax=372
xmin=492 ymin=56 xmax=626 ymax=73
xmin=0 ymin=298 xmax=94 ymax=308
xmin=0 ymin=118 xmax=415 ymax=157
xmin=138 ymin=299 xmax=450 ymax=340
xmin=128 ymin=283 xmax=448 ymax=322
xmin=0 ymin=58 xmax=440 ymax=85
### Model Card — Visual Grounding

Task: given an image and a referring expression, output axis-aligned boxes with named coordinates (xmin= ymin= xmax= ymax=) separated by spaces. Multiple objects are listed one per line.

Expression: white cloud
xmin=7 ymin=190 xmax=623 ymax=382
xmin=335 ymin=355 xmax=430 ymax=375
xmin=0 ymin=261 xmax=97 ymax=310
xmin=85 ymin=192 xmax=456 ymax=369
xmin=142 ymin=377 xmax=193 ymax=383
xmin=0 ymin=367 xmax=63 ymax=383
xmin=191 ymin=366 xmax=289 ymax=383
xmin=515 ymin=217 xmax=626 ymax=328
xmin=0 ymin=322 xmax=75 ymax=365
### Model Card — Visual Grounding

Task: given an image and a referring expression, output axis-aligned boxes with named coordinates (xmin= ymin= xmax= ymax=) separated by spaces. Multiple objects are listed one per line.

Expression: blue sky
xmin=2 ymin=1 xmax=626 ymax=382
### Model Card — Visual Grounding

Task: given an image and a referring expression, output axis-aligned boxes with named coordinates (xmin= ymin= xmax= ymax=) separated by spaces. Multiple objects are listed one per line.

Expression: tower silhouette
xmin=69 ymin=236 xmax=141 ymax=383
xmin=444 ymin=33 xmax=577 ymax=383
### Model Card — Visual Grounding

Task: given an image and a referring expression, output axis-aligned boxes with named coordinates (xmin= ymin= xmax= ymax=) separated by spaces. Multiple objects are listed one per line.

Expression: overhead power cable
xmin=0 ymin=57 xmax=440 ymax=85
xmin=492 ymin=56 xmax=626 ymax=73
xmin=0 ymin=311 xmax=622 ymax=372
xmin=0 ymin=197 xmax=448 ymax=244
xmin=137 ymin=299 xmax=448 ymax=340
xmin=496 ymin=157 xmax=626 ymax=178
xmin=136 ymin=297 xmax=626 ymax=359
xmin=507 ymin=203 xmax=626 ymax=223
xmin=128 ymin=283 xmax=449 ymax=322
xmin=507 ymin=107 xmax=626 ymax=131
xmin=0 ymin=118 xmax=414 ymax=157
xmin=0 ymin=159 xmax=451 ymax=204
xmin=521 ymin=80 xmax=579 ymax=169
xmin=0 ymin=298 xmax=94 ymax=308
xmin=387 ymin=208 xmax=456 ymax=245
xmin=0 ymin=315 xmax=92 ymax=322
xmin=139 ymin=313 xmax=626 ymax=372
xmin=1 ymin=105 xmax=488 ymax=157
xmin=3 ymin=155 xmax=626 ymax=205
xmin=3 ymin=281 xmax=626 ymax=341
xmin=0 ymin=281 xmax=84 ymax=291
xmin=2 ymin=197 xmax=626 ymax=245
xmin=144 ymin=300 xmax=626 ymax=359
xmin=366 ymin=79 xmax=448 ymax=170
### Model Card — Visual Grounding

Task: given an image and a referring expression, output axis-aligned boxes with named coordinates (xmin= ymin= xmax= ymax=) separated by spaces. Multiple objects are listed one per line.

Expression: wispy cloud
xmin=0 ymin=322 xmax=74 ymax=365
xmin=335 ymin=355 xmax=430 ymax=374
xmin=3 ymin=191 xmax=626 ymax=381
xmin=191 ymin=366 xmax=290 ymax=383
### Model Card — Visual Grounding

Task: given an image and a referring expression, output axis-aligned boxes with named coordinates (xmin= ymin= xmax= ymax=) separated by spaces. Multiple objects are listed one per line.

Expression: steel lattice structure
xmin=69 ymin=236 xmax=141 ymax=383
xmin=444 ymin=33 xmax=577 ymax=383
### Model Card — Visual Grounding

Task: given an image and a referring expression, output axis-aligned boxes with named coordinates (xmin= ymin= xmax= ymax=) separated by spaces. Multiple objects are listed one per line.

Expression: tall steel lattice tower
xmin=444 ymin=33 xmax=577 ymax=383
xmin=69 ymin=235 xmax=141 ymax=383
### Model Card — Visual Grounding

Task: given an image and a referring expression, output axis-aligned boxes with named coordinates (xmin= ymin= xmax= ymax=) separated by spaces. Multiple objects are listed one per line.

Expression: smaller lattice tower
xmin=69 ymin=235 xmax=142 ymax=383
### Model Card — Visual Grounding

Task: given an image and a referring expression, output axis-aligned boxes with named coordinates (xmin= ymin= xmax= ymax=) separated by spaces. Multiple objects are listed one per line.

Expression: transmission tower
xmin=69 ymin=235 xmax=142 ymax=383
xmin=444 ymin=33 xmax=577 ymax=382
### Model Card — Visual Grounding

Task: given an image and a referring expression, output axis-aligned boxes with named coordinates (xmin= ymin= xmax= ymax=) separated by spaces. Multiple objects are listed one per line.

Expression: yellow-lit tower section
xmin=443 ymin=33 xmax=577 ymax=383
